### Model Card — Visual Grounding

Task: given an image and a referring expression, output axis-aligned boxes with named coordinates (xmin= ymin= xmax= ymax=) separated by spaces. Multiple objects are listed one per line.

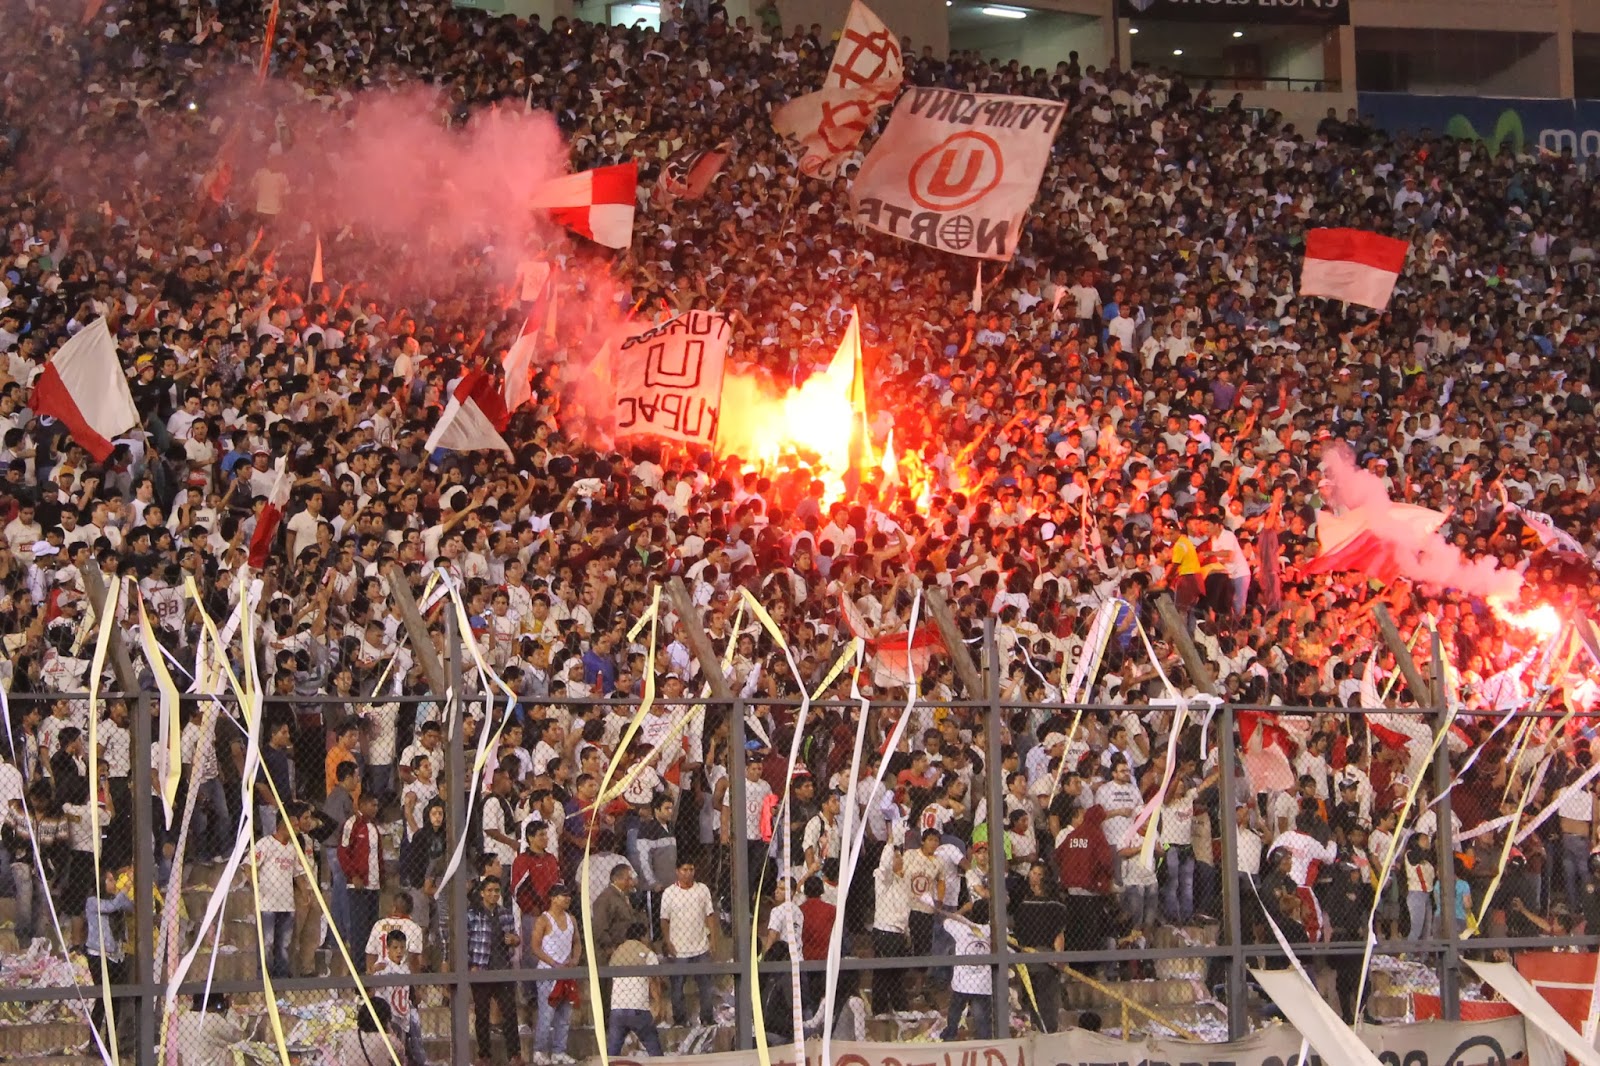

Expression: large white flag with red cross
xmin=771 ymin=0 xmax=903 ymax=179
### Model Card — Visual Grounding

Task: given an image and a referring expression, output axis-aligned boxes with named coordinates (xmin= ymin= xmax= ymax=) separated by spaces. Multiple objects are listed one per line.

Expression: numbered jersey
xmin=142 ymin=581 xmax=185 ymax=632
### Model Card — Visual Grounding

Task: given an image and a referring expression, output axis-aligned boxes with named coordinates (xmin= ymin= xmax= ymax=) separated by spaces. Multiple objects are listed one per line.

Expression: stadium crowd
xmin=2 ymin=0 xmax=1600 ymax=1058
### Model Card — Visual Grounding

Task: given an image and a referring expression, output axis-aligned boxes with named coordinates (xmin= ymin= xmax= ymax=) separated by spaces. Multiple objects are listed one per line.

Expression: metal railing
xmin=1 ymin=612 xmax=1591 ymax=1063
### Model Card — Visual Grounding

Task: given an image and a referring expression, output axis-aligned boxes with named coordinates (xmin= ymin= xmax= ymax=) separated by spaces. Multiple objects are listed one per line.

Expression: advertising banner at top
xmin=1116 ymin=0 xmax=1349 ymax=25
xmin=1358 ymin=92 xmax=1600 ymax=158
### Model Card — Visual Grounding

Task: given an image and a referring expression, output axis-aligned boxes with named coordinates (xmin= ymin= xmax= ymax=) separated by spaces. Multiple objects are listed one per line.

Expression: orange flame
xmin=716 ymin=368 xmax=859 ymax=499
xmin=1490 ymin=599 xmax=1562 ymax=640
xmin=715 ymin=313 xmax=871 ymax=502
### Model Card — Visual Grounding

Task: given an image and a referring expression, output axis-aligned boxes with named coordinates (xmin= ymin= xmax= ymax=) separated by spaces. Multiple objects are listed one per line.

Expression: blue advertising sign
xmin=1359 ymin=92 xmax=1600 ymax=157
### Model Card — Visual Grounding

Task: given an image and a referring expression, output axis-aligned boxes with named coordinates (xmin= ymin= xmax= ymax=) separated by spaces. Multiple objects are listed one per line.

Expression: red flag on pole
xmin=258 ymin=0 xmax=280 ymax=83
xmin=247 ymin=459 xmax=292 ymax=569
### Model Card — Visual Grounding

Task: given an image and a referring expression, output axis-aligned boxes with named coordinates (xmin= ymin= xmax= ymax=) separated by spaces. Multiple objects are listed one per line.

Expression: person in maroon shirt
xmin=1055 ymin=804 xmax=1114 ymax=959
xmin=799 ymin=875 xmax=836 ymax=1020
xmin=511 ymin=819 xmax=562 ymax=970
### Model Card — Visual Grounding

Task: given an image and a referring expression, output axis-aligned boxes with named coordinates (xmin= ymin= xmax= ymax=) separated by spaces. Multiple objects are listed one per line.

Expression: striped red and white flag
xmin=31 ymin=318 xmax=139 ymax=462
xmin=426 ymin=371 xmax=513 ymax=456
xmin=1300 ymin=227 xmax=1409 ymax=310
xmin=247 ymin=458 xmax=291 ymax=569
xmin=528 ymin=163 xmax=637 ymax=249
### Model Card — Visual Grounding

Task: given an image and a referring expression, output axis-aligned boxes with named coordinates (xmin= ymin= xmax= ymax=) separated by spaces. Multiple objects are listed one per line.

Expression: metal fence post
xmin=444 ymin=605 xmax=471 ymax=1063
xmin=1431 ymin=632 xmax=1460 ymax=1020
xmin=983 ymin=618 xmax=1010 ymax=1037
xmin=1216 ymin=702 xmax=1248 ymax=1040
xmin=728 ymin=697 xmax=752 ymax=1050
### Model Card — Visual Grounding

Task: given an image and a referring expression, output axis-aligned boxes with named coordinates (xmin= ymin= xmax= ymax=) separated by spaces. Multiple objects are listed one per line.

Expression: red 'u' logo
xmin=908 ymin=132 xmax=1003 ymax=212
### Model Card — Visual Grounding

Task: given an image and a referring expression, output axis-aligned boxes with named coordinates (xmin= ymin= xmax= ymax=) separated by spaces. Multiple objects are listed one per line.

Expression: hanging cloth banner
xmin=1465 ymin=960 xmax=1600 ymax=1066
xmin=850 ymin=89 xmax=1065 ymax=261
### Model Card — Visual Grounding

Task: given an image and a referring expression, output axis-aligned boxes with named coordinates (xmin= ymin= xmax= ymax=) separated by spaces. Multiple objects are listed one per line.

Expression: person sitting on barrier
xmin=172 ymin=994 xmax=247 ymax=1066
xmin=337 ymin=995 xmax=396 ymax=1063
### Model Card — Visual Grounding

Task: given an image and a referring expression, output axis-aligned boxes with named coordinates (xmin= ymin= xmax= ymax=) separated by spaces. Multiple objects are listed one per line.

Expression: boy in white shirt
xmin=371 ymin=930 xmax=429 ymax=1066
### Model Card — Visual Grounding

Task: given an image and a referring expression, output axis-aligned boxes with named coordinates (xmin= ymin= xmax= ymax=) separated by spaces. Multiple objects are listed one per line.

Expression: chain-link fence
xmin=0 ymin=626 xmax=1595 ymax=1065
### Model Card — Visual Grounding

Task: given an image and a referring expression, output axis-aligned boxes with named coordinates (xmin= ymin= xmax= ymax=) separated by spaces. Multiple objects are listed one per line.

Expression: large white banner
xmin=612 ymin=309 xmax=730 ymax=446
xmin=595 ymin=1019 xmax=1545 ymax=1066
xmin=1035 ymin=1016 xmax=1544 ymax=1066
xmin=850 ymin=88 xmax=1064 ymax=261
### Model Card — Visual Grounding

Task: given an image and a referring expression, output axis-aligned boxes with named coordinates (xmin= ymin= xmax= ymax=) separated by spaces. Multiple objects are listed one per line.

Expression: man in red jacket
xmin=1055 ymin=804 xmax=1113 ymax=960
xmin=338 ymin=790 xmax=383 ymax=974
xmin=511 ymin=820 xmax=561 ymax=970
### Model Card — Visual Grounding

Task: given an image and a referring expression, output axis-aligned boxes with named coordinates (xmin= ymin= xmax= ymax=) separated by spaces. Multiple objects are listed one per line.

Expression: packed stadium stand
xmin=3 ymin=0 xmax=1600 ymax=1062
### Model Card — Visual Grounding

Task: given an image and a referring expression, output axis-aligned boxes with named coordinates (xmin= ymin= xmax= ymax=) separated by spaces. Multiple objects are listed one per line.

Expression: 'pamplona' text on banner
xmin=613 ymin=309 xmax=730 ymax=446
xmin=850 ymin=88 xmax=1064 ymax=261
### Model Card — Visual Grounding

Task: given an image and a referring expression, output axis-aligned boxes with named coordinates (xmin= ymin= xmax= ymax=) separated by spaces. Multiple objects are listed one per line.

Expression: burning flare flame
xmin=1489 ymin=599 xmax=1562 ymax=640
xmin=715 ymin=313 xmax=871 ymax=502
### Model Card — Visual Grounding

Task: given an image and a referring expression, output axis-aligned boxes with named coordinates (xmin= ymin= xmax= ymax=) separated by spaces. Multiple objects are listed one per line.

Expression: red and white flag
xmin=31 ymin=317 xmax=139 ymax=462
xmin=1299 ymin=503 xmax=1448 ymax=584
xmin=1300 ymin=228 xmax=1409 ymax=310
xmin=528 ymin=163 xmax=637 ymax=249
xmin=426 ymin=370 xmax=513 ymax=456
xmin=503 ymin=275 xmax=556 ymax=416
xmin=310 ymin=235 xmax=324 ymax=286
xmin=502 ymin=315 xmax=539 ymax=416
xmin=247 ymin=458 xmax=291 ymax=570
xmin=656 ymin=145 xmax=730 ymax=204
xmin=837 ymin=588 xmax=942 ymax=689
xmin=772 ymin=0 xmax=902 ymax=178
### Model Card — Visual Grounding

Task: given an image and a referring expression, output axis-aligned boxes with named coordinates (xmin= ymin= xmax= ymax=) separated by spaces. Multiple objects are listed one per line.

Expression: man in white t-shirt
xmin=253 ymin=819 xmax=302 ymax=978
xmin=284 ymin=491 xmax=323 ymax=560
xmin=1206 ymin=513 xmax=1250 ymax=618
xmin=659 ymin=860 xmax=716 ymax=1027
xmin=939 ymin=901 xmax=994 ymax=1039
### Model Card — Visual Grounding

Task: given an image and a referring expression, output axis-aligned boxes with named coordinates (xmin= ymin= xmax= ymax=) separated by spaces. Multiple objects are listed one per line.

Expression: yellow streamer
xmin=239 ymin=571 xmax=294 ymax=1066
xmin=429 ymin=579 xmax=522 ymax=895
xmin=135 ymin=595 xmax=184 ymax=824
xmin=582 ymin=586 xmax=661 ymax=1066
xmin=86 ymin=576 xmax=122 ymax=1066
xmin=1379 ymin=623 xmax=1425 ymax=703
xmin=593 ymin=604 xmax=752 ymax=810
xmin=1468 ymin=765 xmax=1545 ymax=938
xmin=739 ymin=585 xmax=810 ymax=1066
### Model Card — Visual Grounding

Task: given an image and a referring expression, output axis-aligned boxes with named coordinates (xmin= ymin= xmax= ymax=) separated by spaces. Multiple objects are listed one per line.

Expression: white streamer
xmin=820 ymin=642 xmax=870 ymax=1066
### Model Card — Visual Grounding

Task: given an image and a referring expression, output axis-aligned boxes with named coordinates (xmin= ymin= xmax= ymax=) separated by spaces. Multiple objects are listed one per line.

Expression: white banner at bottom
xmin=595 ymin=1018 xmax=1547 ymax=1066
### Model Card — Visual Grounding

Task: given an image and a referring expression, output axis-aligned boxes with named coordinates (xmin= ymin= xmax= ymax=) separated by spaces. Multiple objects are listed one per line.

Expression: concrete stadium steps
xmin=416 ymin=1010 xmax=737 ymax=1062
xmin=0 ymin=1022 xmax=98 ymax=1058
